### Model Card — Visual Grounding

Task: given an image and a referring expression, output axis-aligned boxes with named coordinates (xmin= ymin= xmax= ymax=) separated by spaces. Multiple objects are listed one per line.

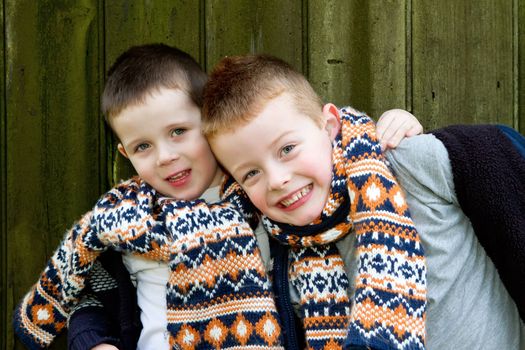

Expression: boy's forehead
xmin=117 ymin=88 xmax=196 ymax=116
xmin=254 ymin=92 xmax=309 ymax=121
xmin=112 ymin=88 xmax=201 ymax=133
xmin=210 ymin=95 xmax=309 ymax=149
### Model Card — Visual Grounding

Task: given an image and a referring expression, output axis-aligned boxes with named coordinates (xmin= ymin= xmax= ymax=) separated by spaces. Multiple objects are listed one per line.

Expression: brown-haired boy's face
xmin=113 ymin=88 xmax=223 ymax=199
xmin=209 ymin=93 xmax=340 ymax=226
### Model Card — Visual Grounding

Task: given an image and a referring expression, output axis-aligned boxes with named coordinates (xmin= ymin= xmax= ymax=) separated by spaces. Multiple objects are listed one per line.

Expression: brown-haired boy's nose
xmin=157 ymin=148 xmax=179 ymax=166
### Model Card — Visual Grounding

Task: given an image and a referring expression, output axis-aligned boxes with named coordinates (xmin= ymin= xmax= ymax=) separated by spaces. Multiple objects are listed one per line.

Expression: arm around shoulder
xmin=13 ymin=178 xmax=145 ymax=349
xmin=384 ymin=134 xmax=457 ymax=204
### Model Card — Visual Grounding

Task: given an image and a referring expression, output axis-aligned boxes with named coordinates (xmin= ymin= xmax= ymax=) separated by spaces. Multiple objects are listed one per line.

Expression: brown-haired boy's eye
xmin=243 ymin=169 xmax=259 ymax=183
xmin=135 ymin=143 xmax=150 ymax=152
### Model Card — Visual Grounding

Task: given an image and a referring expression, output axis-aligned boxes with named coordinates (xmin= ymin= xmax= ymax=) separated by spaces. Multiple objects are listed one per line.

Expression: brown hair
xmin=103 ymin=43 xmax=207 ymax=124
xmin=202 ymin=54 xmax=322 ymax=137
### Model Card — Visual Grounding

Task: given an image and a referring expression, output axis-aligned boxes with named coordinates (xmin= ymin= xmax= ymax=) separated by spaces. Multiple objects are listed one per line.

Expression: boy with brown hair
xmin=14 ymin=44 xmax=421 ymax=350
xmin=202 ymin=54 xmax=525 ymax=349
xmin=13 ymin=44 xmax=283 ymax=350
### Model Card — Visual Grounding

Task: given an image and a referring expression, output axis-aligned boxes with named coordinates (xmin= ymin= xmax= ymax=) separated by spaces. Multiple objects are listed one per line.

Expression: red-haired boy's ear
xmin=322 ymin=103 xmax=341 ymax=140
xmin=117 ymin=143 xmax=129 ymax=159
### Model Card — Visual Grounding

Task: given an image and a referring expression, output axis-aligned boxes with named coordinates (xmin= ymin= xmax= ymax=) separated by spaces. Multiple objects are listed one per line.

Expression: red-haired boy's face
xmin=114 ymin=88 xmax=223 ymax=200
xmin=210 ymin=93 xmax=340 ymax=226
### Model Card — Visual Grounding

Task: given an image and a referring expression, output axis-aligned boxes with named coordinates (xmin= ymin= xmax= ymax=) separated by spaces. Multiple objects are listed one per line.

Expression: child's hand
xmin=91 ymin=344 xmax=119 ymax=350
xmin=376 ymin=109 xmax=423 ymax=150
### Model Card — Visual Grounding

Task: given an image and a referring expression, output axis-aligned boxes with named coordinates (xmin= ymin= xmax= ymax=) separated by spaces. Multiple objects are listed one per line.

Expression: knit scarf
xmin=261 ymin=107 xmax=427 ymax=350
xmin=14 ymin=178 xmax=284 ymax=349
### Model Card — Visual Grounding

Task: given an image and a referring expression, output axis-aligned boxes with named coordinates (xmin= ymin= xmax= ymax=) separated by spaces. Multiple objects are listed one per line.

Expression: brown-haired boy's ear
xmin=117 ymin=143 xmax=129 ymax=159
xmin=322 ymin=103 xmax=341 ymax=141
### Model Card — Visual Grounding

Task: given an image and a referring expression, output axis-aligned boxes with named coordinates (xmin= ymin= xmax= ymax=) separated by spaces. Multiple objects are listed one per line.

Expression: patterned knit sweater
xmin=13 ymin=178 xmax=284 ymax=349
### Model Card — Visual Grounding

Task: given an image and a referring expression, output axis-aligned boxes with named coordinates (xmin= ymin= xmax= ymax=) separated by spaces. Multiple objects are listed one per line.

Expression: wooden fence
xmin=1 ymin=1 xmax=524 ymax=349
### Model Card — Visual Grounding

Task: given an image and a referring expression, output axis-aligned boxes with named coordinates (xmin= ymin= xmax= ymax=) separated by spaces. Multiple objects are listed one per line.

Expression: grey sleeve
xmin=385 ymin=135 xmax=525 ymax=349
xmin=384 ymin=134 xmax=457 ymax=206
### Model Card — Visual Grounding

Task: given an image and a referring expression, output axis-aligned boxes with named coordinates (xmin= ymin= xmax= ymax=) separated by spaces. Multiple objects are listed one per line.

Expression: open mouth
xmin=167 ymin=169 xmax=190 ymax=183
xmin=279 ymin=184 xmax=312 ymax=208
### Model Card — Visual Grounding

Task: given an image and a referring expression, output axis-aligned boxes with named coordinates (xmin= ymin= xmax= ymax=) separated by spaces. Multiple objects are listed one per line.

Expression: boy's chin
xmin=268 ymin=211 xmax=322 ymax=227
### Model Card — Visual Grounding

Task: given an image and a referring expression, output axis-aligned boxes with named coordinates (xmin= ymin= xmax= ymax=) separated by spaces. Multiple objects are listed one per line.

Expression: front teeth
xmin=168 ymin=170 xmax=189 ymax=182
xmin=280 ymin=185 xmax=312 ymax=207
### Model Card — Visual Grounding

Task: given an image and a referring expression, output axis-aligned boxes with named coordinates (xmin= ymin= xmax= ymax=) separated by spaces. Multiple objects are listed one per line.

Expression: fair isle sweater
xmin=13 ymin=178 xmax=283 ymax=349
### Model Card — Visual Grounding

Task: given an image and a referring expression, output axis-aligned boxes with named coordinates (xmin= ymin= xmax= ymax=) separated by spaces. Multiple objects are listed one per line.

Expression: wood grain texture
xmin=205 ymin=0 xmax=303 ymax=71
xmin=308 ymin=0 xmax=407 ymax=118
xmin=1 ymin=0 xmax=6 ymax=348
xmin=4 ymin=1 xmax=103 ymax=348
xmin=519 ymin=0 xmax=524 ymax=134
xmin=412 ymin=0 xmax=514 ymax=129
xmin=205 ymin=0 xmax=257 ymax=71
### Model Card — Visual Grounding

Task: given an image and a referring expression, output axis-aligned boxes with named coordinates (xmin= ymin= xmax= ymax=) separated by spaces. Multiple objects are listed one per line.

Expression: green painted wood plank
xmin=412 ymin=1 xmax=514 ymax=130
xmin=307 ymin=0 xmax=407 ymax=119
xmin=205 ymin=0 xmax=257 ymax=72
xmin=205 ymin=0 xmax=303 ymax=72
xmin=519 ymin=0 xmax=524 ymax=134
xmin=1 ymin=0 xmax=7 ymax=347
xmin=5 ymin=1 xmax=103 ymax=348
xmin=250 ymin=0 xmax=303 ymax=72
xmin=105 ymin=0 xmax=202 ymax=184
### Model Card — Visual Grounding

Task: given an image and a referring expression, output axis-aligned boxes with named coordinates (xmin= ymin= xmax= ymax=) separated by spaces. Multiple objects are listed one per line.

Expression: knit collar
xmin=261 ymin=189 xmax=350 ymax=245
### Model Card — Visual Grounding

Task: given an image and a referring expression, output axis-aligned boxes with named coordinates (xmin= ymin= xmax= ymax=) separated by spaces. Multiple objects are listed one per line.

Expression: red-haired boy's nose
xmin=267 ymin=168 xmax=290 ymax=191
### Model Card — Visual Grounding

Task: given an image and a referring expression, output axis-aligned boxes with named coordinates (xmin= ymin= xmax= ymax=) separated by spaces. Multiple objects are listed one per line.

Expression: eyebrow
xmin=123 ymin=120 xmax=191 ymax=149
xmin=269 ymin=130 xmax=294 ymax=149
xmin=230 ymin=160 xmax=250 ymax=179
xmin=122 ymin=137 xmax=147 ymax=151
xmin=229 ymin=130 xmax=295 ymax=177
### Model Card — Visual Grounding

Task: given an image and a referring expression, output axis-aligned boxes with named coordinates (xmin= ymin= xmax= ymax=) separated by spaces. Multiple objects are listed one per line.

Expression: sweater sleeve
xmin=68 ymin=250 xmax=142 ymax=350
xmin=12 ymin=207 xmax=104 ymax=349
xmin=384 ymin=134 xmax=456 ymax=205
xmin=67 ymin=259 xmax=122 ymax=350
xmin=67 ymin=297 xmax=121 ymax=350
xmin=13 ymin=178 xmax=147 ymax=349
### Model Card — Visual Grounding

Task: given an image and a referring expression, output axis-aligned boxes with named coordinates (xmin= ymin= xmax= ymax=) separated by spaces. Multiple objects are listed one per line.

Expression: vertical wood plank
xmin=308 ymin=0 xmax=407 ymax=118
xmin=205 ymin=0 xmax=257 ymax=72
xmin=205 ymin=0 xmax=303 ymax=72
xmin=5 ymin=1 xmax=103 ymax=348
xmin=105 ymin=0 xmax=202 ymax=183
xmin=519 ymin=0 xmax=525 ymax=133
xmin=252 ymin=0 xmax=303 ymax=72
xmin=412 ymin=1 xmax=514 ymax=129
xmin=1 ymin=0 xmax=7 ymax=347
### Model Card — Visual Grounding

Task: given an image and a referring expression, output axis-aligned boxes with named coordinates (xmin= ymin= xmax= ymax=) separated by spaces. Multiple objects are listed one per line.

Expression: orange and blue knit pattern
xmin=261 ymin=107 xmax=426 ymax=350
xmin=262 ymin=204 xmax=353 ymax=349
xmin=340 ymin=108 xmax=426 ymax=349
xmin=13 ymin=178 xmax=284 ymax=349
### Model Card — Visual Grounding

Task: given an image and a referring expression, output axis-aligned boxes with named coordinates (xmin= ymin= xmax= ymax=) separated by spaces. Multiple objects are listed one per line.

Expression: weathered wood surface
xmin=412 ymin=0 xmax=515 ymax=129
xmin=1 ymin=1 xmax=522 ymax=349
xmin=308 ymin=0 xmax=408 ymax=118
xmin=4 ymin=1 xmax=104 ymax=348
